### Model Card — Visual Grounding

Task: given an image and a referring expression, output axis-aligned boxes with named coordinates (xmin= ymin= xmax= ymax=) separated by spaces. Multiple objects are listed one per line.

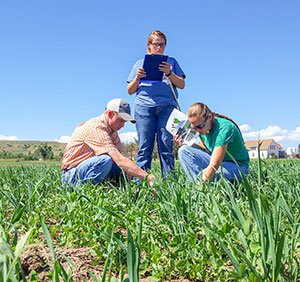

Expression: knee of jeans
xmin=138 ymin=147 xmax=153 ymax=158
xmin=99 ymin=155 xmax=113 ymax=171
xmin=159 ymin=136 xmax=173 ymax=152
xmin=85 ymin=155 xmax=113 ymax=177
xmin=178 ymin=145 xmax=189 ymax=160
xmin=159 ymin=127 xmax=172 ymax=140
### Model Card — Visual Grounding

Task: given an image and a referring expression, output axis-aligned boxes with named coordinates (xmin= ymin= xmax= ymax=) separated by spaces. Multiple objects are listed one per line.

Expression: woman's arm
xmin=127 ymin=67 xmax=146 ymax=95
xmin=168 ymin=73 xmax=185 ymax=89
xmin=202 ymin=144 xmax=228 ymax=182
xmin=159 ymin=61 xmax=185 ymax=89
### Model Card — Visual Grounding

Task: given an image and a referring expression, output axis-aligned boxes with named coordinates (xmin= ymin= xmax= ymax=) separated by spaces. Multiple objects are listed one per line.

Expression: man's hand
xmin=126 ymin=173 xmax=133 ymax=180
xmin=147 ymin=174 xmax=155 ymax=187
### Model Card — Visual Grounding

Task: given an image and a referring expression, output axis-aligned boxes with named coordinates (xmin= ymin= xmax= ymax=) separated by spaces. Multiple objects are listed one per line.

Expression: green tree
xmin=37 ymin=143 xmax=54 ymax=160
xmin=121 ymin=138 xmax=139 ymax=160
xmin=269 ymin=152 xmax=277 ymax=159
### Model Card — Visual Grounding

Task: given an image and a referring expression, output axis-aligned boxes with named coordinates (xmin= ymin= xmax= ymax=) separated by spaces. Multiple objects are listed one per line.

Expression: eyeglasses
xmin=190 ymin=120 xmax=207 ymax=130
xmin=150 ymin=42 xmax=166 ymax=48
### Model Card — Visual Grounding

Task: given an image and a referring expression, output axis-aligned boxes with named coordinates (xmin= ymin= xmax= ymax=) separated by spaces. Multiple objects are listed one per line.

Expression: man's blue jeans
xmin=135 ymin=105 xmax=175 ymax=177
xmin=178 ymin=145 xmax=249 ymax=182
xmin=61 ymin=155 xmax=121 ymax=186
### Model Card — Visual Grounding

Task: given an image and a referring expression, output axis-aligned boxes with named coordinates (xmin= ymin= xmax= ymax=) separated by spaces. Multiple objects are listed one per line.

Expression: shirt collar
xmin=101 ymin=114 xmax=114 ymax=135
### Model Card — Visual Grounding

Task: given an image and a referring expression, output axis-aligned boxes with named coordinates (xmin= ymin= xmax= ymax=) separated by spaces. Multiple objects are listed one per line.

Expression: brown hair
xmin=187 ymin=102 xmax=242 ymax=136
xmin=147 ymin=30 xmax=167 ymax=53
xmin=187 ymin=103 xmax=212 ymax=120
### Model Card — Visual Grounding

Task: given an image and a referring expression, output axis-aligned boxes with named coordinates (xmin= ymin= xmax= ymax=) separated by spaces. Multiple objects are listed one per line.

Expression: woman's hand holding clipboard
xmin=140 ymin=54 xmax=169 ymax=83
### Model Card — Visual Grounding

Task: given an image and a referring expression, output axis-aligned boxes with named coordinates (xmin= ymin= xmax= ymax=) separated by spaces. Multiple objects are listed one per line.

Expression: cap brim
xmin=119 ymin=113 xmax=136 ymax=124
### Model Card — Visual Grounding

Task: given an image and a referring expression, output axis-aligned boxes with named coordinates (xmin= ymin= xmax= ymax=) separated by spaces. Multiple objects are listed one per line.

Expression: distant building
xmin=244 ymin=139 xmax=285 ymax=159
xmin=286 ymin=147 xmax=297 ymax=158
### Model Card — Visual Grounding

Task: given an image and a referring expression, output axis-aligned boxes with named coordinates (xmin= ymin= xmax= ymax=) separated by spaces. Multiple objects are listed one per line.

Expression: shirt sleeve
xmin=169 ymin=57 xmax=186 ymax=79
xmin=214 ymin=124 xmax=235 ymax=147
xmin=127 ymin=59 xmax=143 ymax=83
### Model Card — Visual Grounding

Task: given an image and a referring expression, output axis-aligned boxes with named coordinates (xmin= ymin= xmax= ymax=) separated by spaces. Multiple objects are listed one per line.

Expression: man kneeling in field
xmin=61 ymin=98 xmax=154 ymax=187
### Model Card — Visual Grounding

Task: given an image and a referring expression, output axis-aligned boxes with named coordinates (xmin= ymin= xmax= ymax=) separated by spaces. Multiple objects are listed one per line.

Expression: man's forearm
xmin=118 ymin=156 xmax=148 ymax=179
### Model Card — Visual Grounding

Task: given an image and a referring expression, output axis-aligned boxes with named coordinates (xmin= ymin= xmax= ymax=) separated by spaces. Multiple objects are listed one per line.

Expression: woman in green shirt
xmin=174 ymin=102 xmax=249 ymax=183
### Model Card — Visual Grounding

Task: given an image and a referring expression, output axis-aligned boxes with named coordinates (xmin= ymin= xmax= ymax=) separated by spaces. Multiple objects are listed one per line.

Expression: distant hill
xmin=0 ymin=140 xmax=67 ymax=156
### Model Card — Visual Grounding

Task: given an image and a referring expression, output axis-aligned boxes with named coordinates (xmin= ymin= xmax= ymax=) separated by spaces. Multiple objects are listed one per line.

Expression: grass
xmin=0 ymin=159 xmax=61 ymax=167
xmin=0 ymin=159 xmax=300 ymax=281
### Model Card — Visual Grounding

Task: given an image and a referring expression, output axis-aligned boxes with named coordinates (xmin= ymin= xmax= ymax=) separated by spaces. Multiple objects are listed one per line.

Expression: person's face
xmin=148 ymin=35 xmax=166 ymax=55
xmin=189 ymin=115 xmax=211 ymax=135
xmin=109 ymin=112 xmax=126 ymax=132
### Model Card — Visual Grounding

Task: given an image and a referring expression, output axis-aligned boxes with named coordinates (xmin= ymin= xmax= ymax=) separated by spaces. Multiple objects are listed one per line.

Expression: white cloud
xmin=242 ymin=125 xmax=300 ymax=148
xmin=239 ymin=124 xmax=251 ymax=132
xmin=55 ymin=136 xmax=70 ymax=143
xmin=243 ymin=125 xmax=288 ymax=140
xmin=119 ymin=132 xmax=138 ymax=144
xmin=0 ymin=134 xmax=18 ymax=140
xmin=288 ymin=127 xmax=300 ymax=140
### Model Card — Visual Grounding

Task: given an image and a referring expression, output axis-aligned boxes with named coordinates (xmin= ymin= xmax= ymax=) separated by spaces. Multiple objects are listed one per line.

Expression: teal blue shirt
xmin=201 ymin=117 xmax=249 ymax=168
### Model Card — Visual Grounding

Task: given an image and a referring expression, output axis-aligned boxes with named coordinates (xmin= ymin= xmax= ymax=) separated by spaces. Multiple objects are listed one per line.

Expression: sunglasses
xmin=190 ymin=119 xmax=207 ymax=130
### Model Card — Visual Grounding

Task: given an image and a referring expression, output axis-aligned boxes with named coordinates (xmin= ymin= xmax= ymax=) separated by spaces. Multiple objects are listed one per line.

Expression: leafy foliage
xmin=37 ymin=143 xmax=54 ymax=160
xmin=0 ymin=160 xmax=300 ymax=281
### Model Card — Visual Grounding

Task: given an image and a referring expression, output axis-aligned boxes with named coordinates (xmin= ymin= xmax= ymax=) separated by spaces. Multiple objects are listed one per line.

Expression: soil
xmin=20 ymin=244 xmax=194 ymax=282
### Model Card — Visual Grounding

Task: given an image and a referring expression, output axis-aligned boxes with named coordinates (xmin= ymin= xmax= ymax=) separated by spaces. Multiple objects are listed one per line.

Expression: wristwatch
xmin=166 ymin=71 xmax=172 ymax=77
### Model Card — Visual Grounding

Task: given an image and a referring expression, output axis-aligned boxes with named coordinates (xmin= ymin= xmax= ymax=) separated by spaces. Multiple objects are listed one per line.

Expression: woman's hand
xmin=128 ymin=68 xmax=146 ymax=95
xmin=202 ymin=167 xmax=211 ymax=182
xmin=202 ymin=144 xmax=228 ymax=182
xmin=159 ymin=61 xmax=171 ymax=76
xmin=173 ymin=134 xmax=184 ymax=146
xmin=159 ymin=61 xmax=185 ymax=89
xmin=136 ymin=67 xmax=146 ymax=79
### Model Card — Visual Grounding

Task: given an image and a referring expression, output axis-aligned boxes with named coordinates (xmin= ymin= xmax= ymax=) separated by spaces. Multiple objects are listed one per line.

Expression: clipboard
xmin=140 ymin=54 xmax=168 ymax=83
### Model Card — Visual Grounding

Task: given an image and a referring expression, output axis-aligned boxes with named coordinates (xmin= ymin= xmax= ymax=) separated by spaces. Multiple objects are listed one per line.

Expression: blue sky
xmin=1 ymin=0 xmax=299 ymax=150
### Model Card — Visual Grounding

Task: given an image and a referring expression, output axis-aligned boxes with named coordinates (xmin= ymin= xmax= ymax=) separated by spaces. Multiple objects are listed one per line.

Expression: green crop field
xmin=1 ymin=159 xmax=300 ymax=281
xmin=0 ymin=159 xmax=61 ymax=167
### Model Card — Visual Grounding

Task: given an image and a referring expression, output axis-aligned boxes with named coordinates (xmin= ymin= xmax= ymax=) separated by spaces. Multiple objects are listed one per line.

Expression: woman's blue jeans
xmin=135 ymin=105 xmax=175 ymax=177
xmin=61 ymin=154 xmax=121 ymax=186
xmin=178 ymin=145 xmax=249 ymax=182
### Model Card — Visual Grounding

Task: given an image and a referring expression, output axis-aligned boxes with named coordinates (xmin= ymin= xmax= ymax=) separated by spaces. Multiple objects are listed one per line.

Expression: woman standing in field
xmin=174 ymin=102 xmax=249 ymax=183
xmin=127 ymin=30 xmax=186 ymax=178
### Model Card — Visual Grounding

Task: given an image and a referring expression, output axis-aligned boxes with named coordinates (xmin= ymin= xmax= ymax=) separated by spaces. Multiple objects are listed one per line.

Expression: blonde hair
xmin=147 ymin=30 xmax=167 ymax=53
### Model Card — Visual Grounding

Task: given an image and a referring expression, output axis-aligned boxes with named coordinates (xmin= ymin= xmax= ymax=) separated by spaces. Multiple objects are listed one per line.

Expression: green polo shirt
xmin=201 ymin=117 xmax=249 ymax=168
